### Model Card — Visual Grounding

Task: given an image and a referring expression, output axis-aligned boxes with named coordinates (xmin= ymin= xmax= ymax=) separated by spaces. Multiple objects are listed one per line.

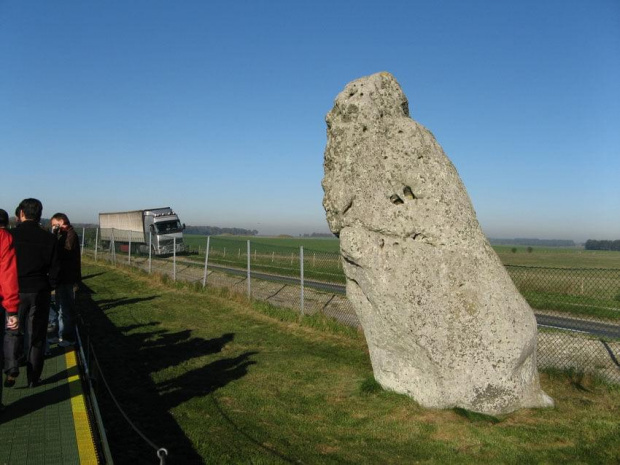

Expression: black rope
xmin=79 ymin=314 xmax=169 ymax=464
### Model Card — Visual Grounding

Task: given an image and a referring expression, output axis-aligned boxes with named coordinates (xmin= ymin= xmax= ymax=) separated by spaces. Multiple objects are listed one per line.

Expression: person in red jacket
xmin=0 ymin=221 xmax=20 ymax=411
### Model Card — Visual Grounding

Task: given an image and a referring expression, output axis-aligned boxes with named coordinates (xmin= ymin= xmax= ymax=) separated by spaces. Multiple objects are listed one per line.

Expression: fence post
xmin=128 ymin=231 xmax=132 ymax=265
xmin=81 ymin=227 xmax=85 ymax=257
xmin=173 ymin=237 xmax=177 ymax=282
xmin=148 ymin=231 xmax=152 ymax=274
xmin=111 ymin=229 xmax=116 ymax=265
xmin=202 ymin=236 xmax=210 ymax=287
xmin=300 ymin=246 xmax=305 ymax=316
xmin=247 ymin=240 xmax=251 ymax=298
xmin=94 ymin=228 xmax=99 ymax=262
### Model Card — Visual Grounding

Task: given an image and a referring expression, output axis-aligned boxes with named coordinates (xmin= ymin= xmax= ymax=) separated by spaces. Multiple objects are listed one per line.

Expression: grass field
xmin=180 ymin=235 xmax=620 ymax=319
xmin=89 ymin=232 xmax=620 ymax=320
xmin=494 ymin=246 xmax=620 ymax=269
xmin=79 ymin=259 xmax=620 ymax=464
xmin=183 ymin=234 xmax=341 ymax=254
xmin=184 ymin=235 xmax=620 ymax=269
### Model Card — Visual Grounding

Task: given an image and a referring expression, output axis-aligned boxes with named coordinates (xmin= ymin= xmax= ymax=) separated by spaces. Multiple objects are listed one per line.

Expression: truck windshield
xmin=154 ymin=220 xmax=182 ymax=234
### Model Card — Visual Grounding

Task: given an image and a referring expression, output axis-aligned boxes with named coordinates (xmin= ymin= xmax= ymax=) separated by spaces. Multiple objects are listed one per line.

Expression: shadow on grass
xmin=96 ymin=295 xmax=160 ymax=311
xmin=77 ymin=283 xmax=253 ymax=465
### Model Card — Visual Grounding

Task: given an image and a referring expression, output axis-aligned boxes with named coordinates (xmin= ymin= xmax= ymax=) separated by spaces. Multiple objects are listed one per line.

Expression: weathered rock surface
xmin=322 ymin=72 xmax=553 ymax=414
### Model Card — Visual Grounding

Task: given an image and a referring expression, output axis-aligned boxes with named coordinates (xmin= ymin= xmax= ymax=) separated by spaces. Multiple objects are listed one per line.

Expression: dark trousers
xmin=13 ymin=291 xmax=51 ymax=384
xmin=3 ymin=310 xmax=20 ymax=375
xmin=1 ymin=307 xmax=7 ymax=400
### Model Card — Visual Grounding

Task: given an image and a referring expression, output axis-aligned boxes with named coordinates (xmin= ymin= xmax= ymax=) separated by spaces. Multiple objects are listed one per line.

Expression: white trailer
xmin=99 ymin=207 xmax=185 ymax=255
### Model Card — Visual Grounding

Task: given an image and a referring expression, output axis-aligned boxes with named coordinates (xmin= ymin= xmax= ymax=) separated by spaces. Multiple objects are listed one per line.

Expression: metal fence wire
xmin=79 ymin=228 xmax=620 ymax=384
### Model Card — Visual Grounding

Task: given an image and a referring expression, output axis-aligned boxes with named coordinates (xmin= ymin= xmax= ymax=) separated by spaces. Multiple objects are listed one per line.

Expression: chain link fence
xmin=78 ymin=228 xmax=620 ymax=383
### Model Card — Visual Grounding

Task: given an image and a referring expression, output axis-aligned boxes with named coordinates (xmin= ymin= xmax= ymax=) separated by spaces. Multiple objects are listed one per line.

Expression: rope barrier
xmin=79 ymin=315 xmax=169 ymax=464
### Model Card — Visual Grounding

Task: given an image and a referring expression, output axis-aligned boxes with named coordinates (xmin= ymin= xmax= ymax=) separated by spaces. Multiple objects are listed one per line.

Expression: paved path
xmin=0 ymin=345 xmax=100 ymax=465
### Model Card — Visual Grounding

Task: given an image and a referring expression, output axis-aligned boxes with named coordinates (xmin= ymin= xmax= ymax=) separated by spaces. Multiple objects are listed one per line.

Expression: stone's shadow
xmin=77 ymin=284 xmax=253 ymax=464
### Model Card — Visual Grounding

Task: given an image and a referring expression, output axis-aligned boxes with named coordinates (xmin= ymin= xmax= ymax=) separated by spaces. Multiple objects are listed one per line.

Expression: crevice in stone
xmin=403 ymin=186 xmax=416 ymax=200
xmin=342 ymin=255 xmax=361 ymax=268
xmin=401 ymin=100 xmax=409 ymax=117
xmin=409 ymin=232 xmax=436 ymax=247
xmin=390 ymin=194 xmax=404 ymax=205
xmin=342 ymin=199 xmax=354 ymax=215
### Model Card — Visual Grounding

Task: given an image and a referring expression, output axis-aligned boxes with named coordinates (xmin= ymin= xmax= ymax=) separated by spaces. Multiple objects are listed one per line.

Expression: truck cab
xmin=144 ymin=208 xmax=185 ymax=255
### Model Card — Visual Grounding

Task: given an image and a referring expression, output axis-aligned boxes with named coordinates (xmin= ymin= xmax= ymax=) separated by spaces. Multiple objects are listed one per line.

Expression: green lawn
xmin=79 ymin=259 xmax=620 ymax=464
xmin=184 ymin=235 xmax=341 ymax=254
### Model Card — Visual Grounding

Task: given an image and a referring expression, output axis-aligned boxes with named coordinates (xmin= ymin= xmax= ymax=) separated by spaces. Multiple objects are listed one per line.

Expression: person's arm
xmin=48 ymin=235 xmax=61 ymax=289
xmin=0 ymin=232 xmax=20 ymax=330
xmin=65 ymin=227 xmax=79 ymax=252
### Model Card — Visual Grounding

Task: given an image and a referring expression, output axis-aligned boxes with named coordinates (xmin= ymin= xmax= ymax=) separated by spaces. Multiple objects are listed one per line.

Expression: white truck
xmin=99 ymin=207 xmax=186 ymax=255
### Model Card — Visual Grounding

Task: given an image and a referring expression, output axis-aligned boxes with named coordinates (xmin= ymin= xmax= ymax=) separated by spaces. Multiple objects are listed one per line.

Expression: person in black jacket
xmin=50 ymin=213 xmax=81 ymax=347
xmin=8 ymin=198 xmax=59 ymax=388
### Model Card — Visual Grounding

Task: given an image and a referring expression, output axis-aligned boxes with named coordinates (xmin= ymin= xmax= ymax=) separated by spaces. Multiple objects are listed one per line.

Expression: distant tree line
xmin=301 ymin=232 xmax=334 ymax=238
xmin=488 ymin=238 xmax=576 ymax=247
xmin=585 ymin=240 xmax=620 ymax=251
xmin=185 ymin=225 xmax=258 ymax=236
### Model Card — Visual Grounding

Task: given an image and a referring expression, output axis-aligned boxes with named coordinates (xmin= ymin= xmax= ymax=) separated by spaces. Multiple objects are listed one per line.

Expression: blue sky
xmin=1 ymin=1 xmax=618 ymax=241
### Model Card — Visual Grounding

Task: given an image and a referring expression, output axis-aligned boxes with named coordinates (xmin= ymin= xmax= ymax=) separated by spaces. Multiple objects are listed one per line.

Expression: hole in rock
xmin=403 ymin=186 xmax=416 ymax=200
xmin=390 ymin=194 xmax=404 ymax=205
xmin=342 ymin=199 xmax=354 ymax=215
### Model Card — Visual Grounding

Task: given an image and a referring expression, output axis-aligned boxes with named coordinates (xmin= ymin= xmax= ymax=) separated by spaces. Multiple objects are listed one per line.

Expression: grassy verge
xmin=78 ymin=259 xmax=620 ymax=464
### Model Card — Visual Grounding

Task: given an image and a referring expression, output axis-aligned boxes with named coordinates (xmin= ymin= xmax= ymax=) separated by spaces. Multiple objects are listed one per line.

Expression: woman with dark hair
xmin=49 ymin=212 xmax=81 ymax=347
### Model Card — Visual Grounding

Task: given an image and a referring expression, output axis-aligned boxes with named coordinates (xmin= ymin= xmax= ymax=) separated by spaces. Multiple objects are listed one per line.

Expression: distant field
xmin=183 ymin=234 xmax=344 ymax=283
xmin=179 ymin=235 xmax=620 ymax=319
xmin=185 ymin=235 xmax=620 ymax=269
xmin=184 ymin=235 xmax=341 ymax=254
xmin=494 ymin=246 xmax=620 ymax=269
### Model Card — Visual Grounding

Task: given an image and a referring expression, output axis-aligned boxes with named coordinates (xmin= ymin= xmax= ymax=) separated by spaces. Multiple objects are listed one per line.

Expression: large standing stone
xmin=322 ymin=72 xmax=553 ymax=414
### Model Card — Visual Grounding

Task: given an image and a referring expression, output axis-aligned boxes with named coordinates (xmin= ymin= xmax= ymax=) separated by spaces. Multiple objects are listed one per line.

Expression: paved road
xmin=535 ymin=313 xmax=620 ymax=339
xmin=206 ymin=263 xmax=346 ymax=294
